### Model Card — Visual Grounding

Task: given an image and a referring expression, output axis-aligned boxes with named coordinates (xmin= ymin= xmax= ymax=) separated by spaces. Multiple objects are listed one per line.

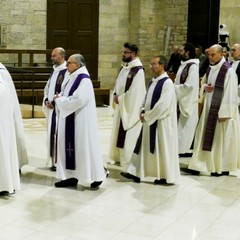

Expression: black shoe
xmin=211 ymin=172 xmax=224 ymax=177
xmin=0 ymin=191 xmax=9 ymax=196
xmin=54 ymin=178 xmax=78 ymax=188
xmin=50 ymin=166 xmax=56 ymax=172
xmin=222 ymin=171 xmax=229 ymax=175
xmin=91 ymin=181 xmax=103 ymax=188
xmin=104 ymin=167 xmax=109 ymax=177
xmin=180 ymin=168 xmax=200 ymax=175
xmin=179 ymin=153 xmax=193 ymax=158
xmin=154 ymin=179 xmax=167 ymax=185
xmin=120 ymin=172 xmax=140 ymax=183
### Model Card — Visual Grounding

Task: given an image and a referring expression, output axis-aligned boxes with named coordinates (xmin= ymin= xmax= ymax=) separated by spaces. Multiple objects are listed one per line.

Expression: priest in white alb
xmin=109 ymin=42 xmax=146 ymax=170
xmin=0 ymin=63 xmax=28 ymax=170
xmin=188 ymin=44 xmax=240 ymax=176
xmin=174 ymin=42 xmax=199 ymax=156
xmin=121 ymin=55 xmax=180 ymax=184
xmin=54 ymin=54 xmax=106 ymax=188
xmin=43 ymin=47 xmax=68 ymax=171
xmin=0 ymin=63 xmax=21 ymax=196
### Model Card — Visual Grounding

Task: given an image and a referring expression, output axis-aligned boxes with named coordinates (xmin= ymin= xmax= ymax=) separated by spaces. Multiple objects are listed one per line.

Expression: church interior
xmin=0 ymin=0 xmax=240 ymax=239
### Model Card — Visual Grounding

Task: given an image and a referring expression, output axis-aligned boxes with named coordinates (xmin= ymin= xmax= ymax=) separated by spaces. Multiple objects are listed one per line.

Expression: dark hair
xmin=124 ymin=42 xmax=138 ymax=54
xmin=195 ymin=45 xmax=203 ymax=51
xmin=155 ymin=55 xmax=168 ymax=70
xmin=183 ymin=42 xmax=196 ymax=58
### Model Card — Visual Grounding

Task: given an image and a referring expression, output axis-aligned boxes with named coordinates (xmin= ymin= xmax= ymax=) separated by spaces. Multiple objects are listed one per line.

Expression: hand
xmin=54 ymin=92 xmax=60 ymax=100
xmin=218 ymin=117 xmax=229 ymax=122
xmin=204 ymin=83 xmax=214 ymax=93
xmin=140 ymin=113 xmax=145 ymax=123
xmin=113 ymin=95 xmax=119 ymax=104
xmin=45 ymin=101 xmax=54 ymax=109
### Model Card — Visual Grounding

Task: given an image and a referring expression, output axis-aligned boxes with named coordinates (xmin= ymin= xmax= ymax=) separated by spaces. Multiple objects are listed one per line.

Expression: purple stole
xmin=202 ymin=61 xmax=229 ymax=151
xmin=65 ymin=73 xmax=90 ymax=170
xmin=116 ymin=66 xmax=143 ymax=148
xmin=180 ymin=62 xmax=196 ymax=84
xmin=177 ymin=62 xmax=197 ymax=119
xmin=134 ymin=77 xmax=168 ymax=154
xmin=50 ymin=68 xmax=67 ymax=158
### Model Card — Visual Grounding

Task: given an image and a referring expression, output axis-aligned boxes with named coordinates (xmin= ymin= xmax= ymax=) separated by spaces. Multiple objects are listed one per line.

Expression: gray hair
xmin=211 ymin=44 xmax=223 ymax=53
xmin=73 ymin=54 xmax=86 ymax=66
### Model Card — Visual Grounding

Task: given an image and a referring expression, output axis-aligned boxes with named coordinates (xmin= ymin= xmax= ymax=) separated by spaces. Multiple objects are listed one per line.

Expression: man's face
xmin=208 ymin=47 xmax=222 ymax=65
xmin=122 ymin=48 xmax=134 ymax=63
xmin=178 ymin=46 xmax=187 ymax=61
xmin=230 ymin=44 xmax=240 ymax=60
xmin=149 ymin=57 xmax=162 ymax=76
xmin=66 ymin=57 xmax=78 ymax=73
xmin=195 ymin=48 xmax=201 ymax=57
xmin=51 ymin=50 xmax=63 ymax=66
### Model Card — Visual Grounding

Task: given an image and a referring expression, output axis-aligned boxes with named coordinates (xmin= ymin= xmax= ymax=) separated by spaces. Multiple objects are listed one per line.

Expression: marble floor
xmin=1 ymin=107 xmax=240 ymax=240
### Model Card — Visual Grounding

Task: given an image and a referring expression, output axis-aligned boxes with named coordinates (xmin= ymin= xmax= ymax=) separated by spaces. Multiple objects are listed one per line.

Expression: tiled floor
xmin=1 ymin=107 xmax=240 ymax=240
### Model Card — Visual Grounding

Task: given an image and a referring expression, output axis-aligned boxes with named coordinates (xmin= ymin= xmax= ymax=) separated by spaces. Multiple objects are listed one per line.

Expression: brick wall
xmin=220 ymin=1 xmax=240 ymax=51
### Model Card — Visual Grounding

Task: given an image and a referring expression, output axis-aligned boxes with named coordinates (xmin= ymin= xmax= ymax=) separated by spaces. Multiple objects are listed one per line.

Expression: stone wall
xmin=0 ymin=0 xmax=188 ymax=88
xmin=99 ymin=0 xmax=188 ymax=88
xmin=0 ymin=0 xmax=46 ymax=65
xmin=219 ymin=0 xmax=240 ymax=51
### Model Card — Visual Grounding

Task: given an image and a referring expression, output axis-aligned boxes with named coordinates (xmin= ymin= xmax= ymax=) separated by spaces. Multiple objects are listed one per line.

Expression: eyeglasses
xmin=121 ymin=51 xmax=133 ymax=54
xmin=231 ymin=49 xmax=236 ymax=52
xmin=67 ymin=61 xmax=77 ymax=65
xmin=149 ymin=63 xmax=161 ymax=67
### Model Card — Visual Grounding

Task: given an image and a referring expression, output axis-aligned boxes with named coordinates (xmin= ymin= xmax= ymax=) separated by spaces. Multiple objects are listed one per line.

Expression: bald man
xmin=188 ymin=44 xmax=240 ymax=176
xmin=43 ymin=47 xmax=68 ymax=171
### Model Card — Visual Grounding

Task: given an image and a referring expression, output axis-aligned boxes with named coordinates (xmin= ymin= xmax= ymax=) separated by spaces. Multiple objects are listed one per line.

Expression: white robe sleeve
xmin=218 ymin=69 xmax=238 ymax=118
xmin=55 ymin=78 xmax=92 ymax=118
xmin=117 ymin=69 xmax=146 ymax=130
xmin=42 ymin=78 xmax=50 ymax=117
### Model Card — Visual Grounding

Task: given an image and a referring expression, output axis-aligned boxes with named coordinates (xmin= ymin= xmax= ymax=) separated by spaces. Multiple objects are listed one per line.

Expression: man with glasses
xmin=109 ymin=42 xmax=146 ymax=171
xmin=121 ymin=55 xmax=180 ymax=184
xmin=54 ymin=54 xmax=106 ymax=188
xmin=43 ymin=47 xmax=68 ymax=171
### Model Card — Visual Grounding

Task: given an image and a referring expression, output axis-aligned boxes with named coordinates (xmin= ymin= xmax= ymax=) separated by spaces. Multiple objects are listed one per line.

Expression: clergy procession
xmin=1 ymin=41 xmax=240 ymax=196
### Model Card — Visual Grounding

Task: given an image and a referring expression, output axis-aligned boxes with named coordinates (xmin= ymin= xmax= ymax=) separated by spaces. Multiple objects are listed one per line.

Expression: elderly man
xmin=54 ymin=54 xmax=106 ymax=188
xmin=188 ymin=44 xmax=240 ymax=176
xmin=43 ymin=47 xmax=68 ymax=171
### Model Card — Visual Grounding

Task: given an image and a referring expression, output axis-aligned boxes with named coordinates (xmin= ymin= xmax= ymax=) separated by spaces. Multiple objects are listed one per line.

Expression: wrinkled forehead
xmin=208 ymin=48 xmax=219 ymax=55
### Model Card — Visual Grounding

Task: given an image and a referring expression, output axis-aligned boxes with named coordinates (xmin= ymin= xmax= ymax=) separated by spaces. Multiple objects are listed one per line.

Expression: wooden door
xmin=47 ymin=0 xmax=99 ymax=80
xmin=187 ymin=0 xmax=220 ymax=51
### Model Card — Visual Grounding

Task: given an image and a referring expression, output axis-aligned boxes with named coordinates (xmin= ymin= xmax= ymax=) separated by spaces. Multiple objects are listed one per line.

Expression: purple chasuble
xmin=134 ymin=77 xmax=168 ymax=154
xmin=116 ymin=66 xmax=144 ymax=148
xmin=50 ymin=68 xmax=67 ymax=158
xmin=65 ymin=73 xmax=90 ymax=170
xmin=202 ymin=61 xmax=229 ymax=151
